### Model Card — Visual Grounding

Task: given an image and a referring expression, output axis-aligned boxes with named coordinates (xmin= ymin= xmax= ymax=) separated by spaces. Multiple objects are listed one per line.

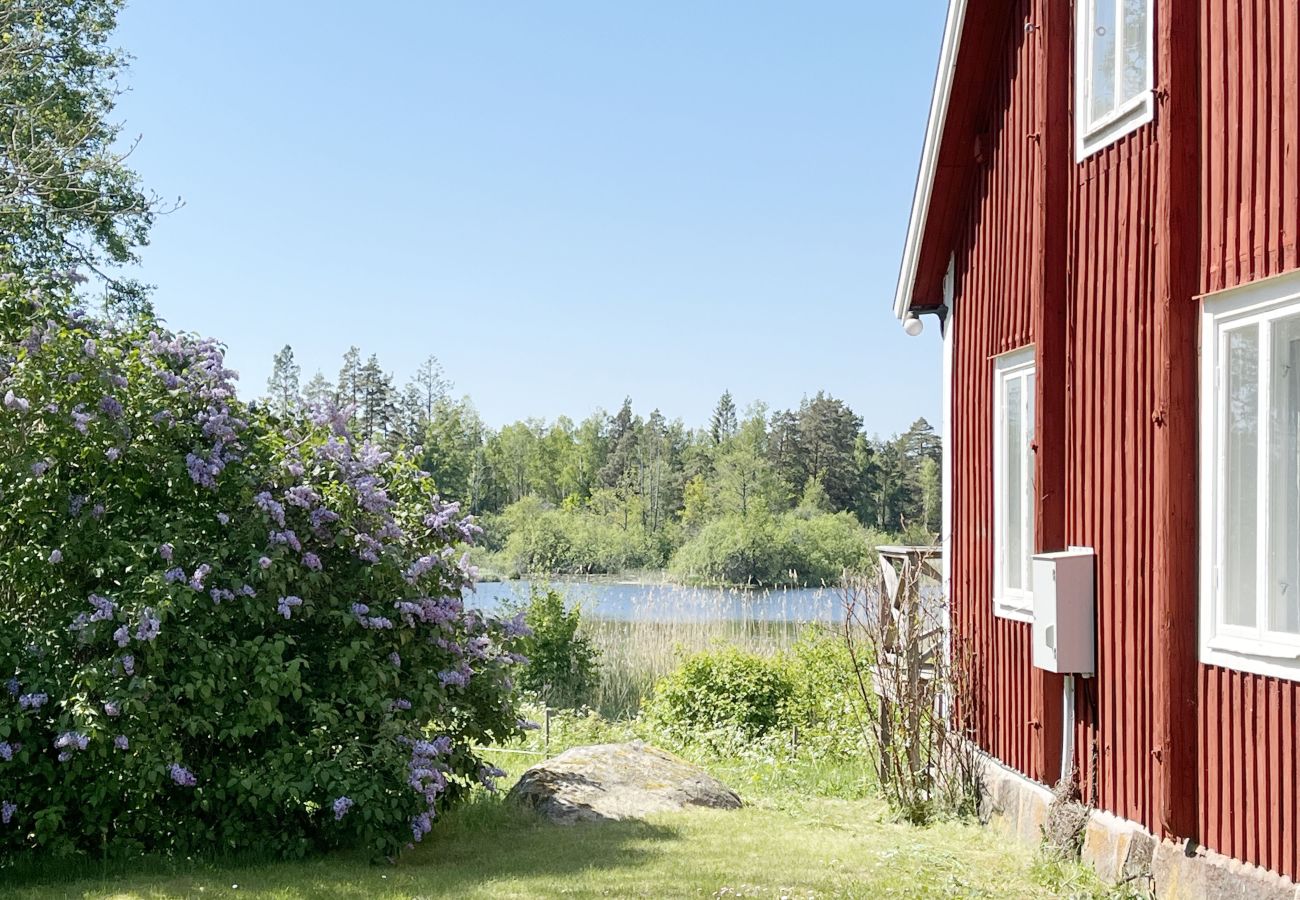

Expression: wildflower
xmin=276 ymin=596 xmax=303 ymax=620
xmin=48 ymin=549 xmax=62 ymax=564
xmin=168 ymin=763 xmax=197 ymax=787
xmin=1 ymin=802 xmax=15 ymax=824
xmin=158 ymin=543 xmax=174 ymax=562
xmin=18 ymin=693 xmax=47 ymax=710
xmin=114 ymin=735 xmax=129 ymax=751
xmin=332 ymin=797 xmax=354 ymax=821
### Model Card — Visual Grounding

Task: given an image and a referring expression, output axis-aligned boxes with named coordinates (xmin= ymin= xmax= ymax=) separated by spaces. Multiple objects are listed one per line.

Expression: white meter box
xmin=1032 ymin=549 xmax=1095 ymax=676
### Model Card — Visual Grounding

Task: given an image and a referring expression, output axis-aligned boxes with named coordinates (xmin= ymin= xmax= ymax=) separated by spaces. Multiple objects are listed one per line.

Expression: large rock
xmin=508 ymin=741 xmax=742 ymax=825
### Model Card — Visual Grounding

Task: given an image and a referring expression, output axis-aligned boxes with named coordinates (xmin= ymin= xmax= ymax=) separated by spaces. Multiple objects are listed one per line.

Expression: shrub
xmin=510 ymin=588 xmax=599 ymax=709
xmin=0 ymin=278 xmax=526 ymax=860
xmin=782 ymin=512 xmax=876 ymax=585
xmin=643 ymin=646 xmax=794 ymax=746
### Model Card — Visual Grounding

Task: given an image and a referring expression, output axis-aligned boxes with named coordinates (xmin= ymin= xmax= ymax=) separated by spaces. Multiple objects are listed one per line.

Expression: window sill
xmin=993 ymin=599 xmax=1033 ymax=624
xmin=1201 ymin=637 xmax=1300 ymax=682
xmin=1076 ymin=93 xmax=1154 ymax=161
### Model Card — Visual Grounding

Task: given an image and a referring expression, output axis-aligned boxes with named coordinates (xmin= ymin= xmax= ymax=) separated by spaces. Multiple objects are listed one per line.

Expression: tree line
xmin=265 ymin=346 xmax=941 ymax=583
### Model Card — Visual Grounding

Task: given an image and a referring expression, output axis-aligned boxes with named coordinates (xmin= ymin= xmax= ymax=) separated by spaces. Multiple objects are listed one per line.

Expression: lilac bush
xmin=0 ymin=276 xmax=524 ymax=858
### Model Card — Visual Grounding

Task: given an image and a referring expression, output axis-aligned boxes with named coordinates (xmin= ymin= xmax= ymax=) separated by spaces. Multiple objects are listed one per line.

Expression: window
xmin=994 ymin=348 xmax=1036 ymax=621
xmin=1201 ymin=273 xmax=1300 ymax=681
xmin=1076 ymin=0 xmax=1153 ymax=159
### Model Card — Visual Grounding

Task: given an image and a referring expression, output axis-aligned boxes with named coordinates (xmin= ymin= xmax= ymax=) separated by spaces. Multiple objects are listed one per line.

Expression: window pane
xmin=1120 ymin=0 xmax=1148 ymax=103
xmin=1089 ymin=0 xmax=1118 ymax=123
xmin=1225 ymin=326 xmax=1259 ymax=628
xmin=1025 ymin=372 xmax=1036 ymax=594
xmin=1005 ymin=376 xmax=1023 ymax=592
xmin=1269 ymin=316 xmax=1300 ymax=635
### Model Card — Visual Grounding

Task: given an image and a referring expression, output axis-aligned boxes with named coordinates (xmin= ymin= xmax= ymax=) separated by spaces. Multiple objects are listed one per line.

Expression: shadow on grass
xmin=1 ymin=796 xmax=685 ymax=899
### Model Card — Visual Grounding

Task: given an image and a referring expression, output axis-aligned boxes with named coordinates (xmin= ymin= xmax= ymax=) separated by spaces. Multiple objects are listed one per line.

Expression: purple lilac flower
xmin=519 ymin=719 xmax=541 ymax=731
xmin=239 ymin=584 xmax=256 ymax=597
xmin=388 ymin=652 xmax=402 ymax=669
xmin=57 ymin=751 xmax=71 ymax=763
xmin=332 ymin=797 xmax=354 ymax=821
xmin=159 ymin=543 xmax=174 ymax=562
xmin=438 ymin=669 xmax=469 ymax=688
xmin=302 ymin=552 xmax=322 ymax=571
xmin=390 ymin=699 xmax=412 ymax=711
xmin=114 ymin=735 xmax=129 ymax=751
xmin=48 ymin=549 xmax=62 ymax=564
xmin=113 ymin=625 xmax=130 ymax=647
xmin=99 ymin=396 xmax=123 ymax=419
xmin=30 ymin=460 xmax=50 ymax=477
xmin=105 ymin=447 xmax=121 ymax=462
xmin=83 ymin=339 xmax=97 ymax=357
xmin=4 ymin=391 xmax=29 ymax=413
xmin=504 ymin=611 xmax=533 ymax=639
xmin=284 ymin=485 xmax=319 ymax=509
xmin=18 ymin=693 xmax=47 ymax=710
xmin=271 ymin=530 xmax=302 ymax=552
xmin=404 ymin=555 xmax=438 ymax=584
xmin=88 ymin=594 xmax=116 ymax=622
xmin=254 ymin=492 xmax=286 ymax=526
xmin=103 ymin=701 xmax=121 ymax=717
xmin=210 ymin=587 xmax=234 ymax=604
xmin=216 ymin=512 xmax=230 ymax=525
xmin=168 ymin=763 xmax=197 ymax=786
xmin=135 ymin=608 xmax=161 ymax=642
xmin=276 ymin=596 xmax=303 ymax=620
xmin=258 ymin=556 xmax=272 ymax=570
xmin=91 ymin=503 xmax=104 ymax=519
xmin=0 ymin=742 xmax=12 ymax=761
xmin=68 ymin=494 xmax=86 ymax=516
xmin=1 ymin=802 xmax=14 ymax=824
xmin=4 ymin=679 xmax=16 ymax=695
xmin=479 ymin=764 xmax=507 ymax=791
xmin=411 ymin=812 xmax=433 ymax=842
xmin=188 ymin=563 xmax=212 ymax=590
xmin=121 ymin=654 xmax=135 ymax=676
xmin=108 ymin=374 xmax=128 ymax=389
xmin=67 ymin=372 xmax=83 ymax=384
xmin=54 ymin=732 xmax=89 ymax=751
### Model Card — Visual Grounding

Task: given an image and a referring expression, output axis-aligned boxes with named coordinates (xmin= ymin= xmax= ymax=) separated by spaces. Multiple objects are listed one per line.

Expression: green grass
xmin=4 ymin=793 xmax=1110 ymax=899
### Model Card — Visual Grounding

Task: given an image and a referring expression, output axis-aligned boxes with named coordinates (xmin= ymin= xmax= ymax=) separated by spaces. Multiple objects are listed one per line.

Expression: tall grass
xmin=576 ymin=584 xmax=839 ymax=719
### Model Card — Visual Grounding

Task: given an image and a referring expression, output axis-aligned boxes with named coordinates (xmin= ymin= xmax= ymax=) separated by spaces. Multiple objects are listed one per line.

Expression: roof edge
xmin=892 ymin=0 xmax=969 ymax=322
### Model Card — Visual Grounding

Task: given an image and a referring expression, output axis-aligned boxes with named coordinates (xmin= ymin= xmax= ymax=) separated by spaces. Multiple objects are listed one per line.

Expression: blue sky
xmin=113 ymin=1 xmax=947 ymax=437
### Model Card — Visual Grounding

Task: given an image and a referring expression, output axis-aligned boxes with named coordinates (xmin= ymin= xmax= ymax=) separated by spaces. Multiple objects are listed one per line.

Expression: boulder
xmin=508 ymin=741 xmax=742 ymax=825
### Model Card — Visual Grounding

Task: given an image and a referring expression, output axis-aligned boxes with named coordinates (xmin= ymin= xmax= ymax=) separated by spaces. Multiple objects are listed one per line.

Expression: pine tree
xmin=335 ymin=346 xmax=363 ymax=410
xmin=710 ymin=390 xmax=738 ymax=445
xmin=302 ymin=371 xmax=334 ymax=409
xmin=266 ymin=345 xmax=301 ymax=417
xmin=357 ymin=354 xmax=397 ymax=441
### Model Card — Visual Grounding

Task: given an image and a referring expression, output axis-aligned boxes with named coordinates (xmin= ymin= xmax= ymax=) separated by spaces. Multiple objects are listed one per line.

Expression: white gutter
xmin=892 ymin=0 xmax=969 ymax=322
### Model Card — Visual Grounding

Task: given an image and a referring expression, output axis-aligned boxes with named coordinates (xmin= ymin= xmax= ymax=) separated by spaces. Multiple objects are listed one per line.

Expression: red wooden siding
xmin=950 ymin=0 xmax=1039 ymax=778
xmin=1065 ymin=129 xmax=1160 ymax=830
xmin=1197 ymin=0 xmax=1300 ymax=880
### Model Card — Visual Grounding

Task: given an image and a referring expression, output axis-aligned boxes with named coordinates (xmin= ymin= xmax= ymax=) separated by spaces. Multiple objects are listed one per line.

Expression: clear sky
xmin=112 ymin=1 xmax=948 ymax=437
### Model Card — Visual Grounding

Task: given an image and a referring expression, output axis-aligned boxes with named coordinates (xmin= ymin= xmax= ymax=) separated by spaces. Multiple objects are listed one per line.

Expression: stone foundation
xmin=974 ymin=754 xmax=1300 ymax=899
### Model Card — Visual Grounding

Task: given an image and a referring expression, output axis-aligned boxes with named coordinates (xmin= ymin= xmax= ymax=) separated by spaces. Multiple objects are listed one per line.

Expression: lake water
xmin=464 ymin=579 xmax=845 ymax=624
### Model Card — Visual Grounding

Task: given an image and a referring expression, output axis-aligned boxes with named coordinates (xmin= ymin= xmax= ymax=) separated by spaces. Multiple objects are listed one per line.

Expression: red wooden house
xmin=894 ymin=0 xmax=1300 ymax=890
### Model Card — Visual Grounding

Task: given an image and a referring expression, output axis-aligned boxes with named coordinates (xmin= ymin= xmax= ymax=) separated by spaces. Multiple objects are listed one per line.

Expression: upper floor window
xmin=1201 ymin=274 xmax=1300 ymax=681
xmin=994 ymin=348 xmax=1036 ymax=622
xmin=1076 ymin=0 xmax=1154 ymax=159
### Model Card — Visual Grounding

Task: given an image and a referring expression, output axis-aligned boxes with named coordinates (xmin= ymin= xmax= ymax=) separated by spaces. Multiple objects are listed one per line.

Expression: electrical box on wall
xmin=1032 ymin=548 xmax=1095 ymax=676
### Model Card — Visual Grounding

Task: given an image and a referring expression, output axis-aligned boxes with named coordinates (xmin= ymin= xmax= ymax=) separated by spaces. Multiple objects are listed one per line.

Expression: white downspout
xmin=1062 ymin=675 xmax=1076 ymax=778
xmin=941 ymin=255 xmax=956 ymax=709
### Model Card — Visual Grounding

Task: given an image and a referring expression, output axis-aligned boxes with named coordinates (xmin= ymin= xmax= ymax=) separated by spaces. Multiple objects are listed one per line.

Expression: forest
xmin=264 ymin=346 xmax=941 ymax=586
xmin=263 ymin=343 xmax=941 ymax=582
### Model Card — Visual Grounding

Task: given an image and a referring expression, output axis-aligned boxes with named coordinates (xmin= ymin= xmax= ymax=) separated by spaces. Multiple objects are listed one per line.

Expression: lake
xmin=464 ymin=579 xmax=846 ymax=624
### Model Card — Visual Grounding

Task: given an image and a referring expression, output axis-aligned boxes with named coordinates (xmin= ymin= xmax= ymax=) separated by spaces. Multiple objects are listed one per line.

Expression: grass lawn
xmin=5 ymin=792 xmax=1107 ymax=900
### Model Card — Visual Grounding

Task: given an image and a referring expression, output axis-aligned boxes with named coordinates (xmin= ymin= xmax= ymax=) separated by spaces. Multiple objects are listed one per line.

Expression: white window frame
xmin=1075 ymin=0 xmax=1155 ymax=160
xmin=993 ymin=347 xmax=1036 ymax=622
xmin=1200 ymin=270 xmax=1300 ymax=682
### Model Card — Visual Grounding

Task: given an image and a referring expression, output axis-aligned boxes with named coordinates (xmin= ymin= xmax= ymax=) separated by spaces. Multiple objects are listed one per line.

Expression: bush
xmin=0 ymin=278 xmax=526 ymax=860
xmin=510 ymin=588 xmax=599 ymax=709
xmin=643 ymin=646 xmax=794 ymax=746
xmin=496 ymin=498 xmax=662 ymax=577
